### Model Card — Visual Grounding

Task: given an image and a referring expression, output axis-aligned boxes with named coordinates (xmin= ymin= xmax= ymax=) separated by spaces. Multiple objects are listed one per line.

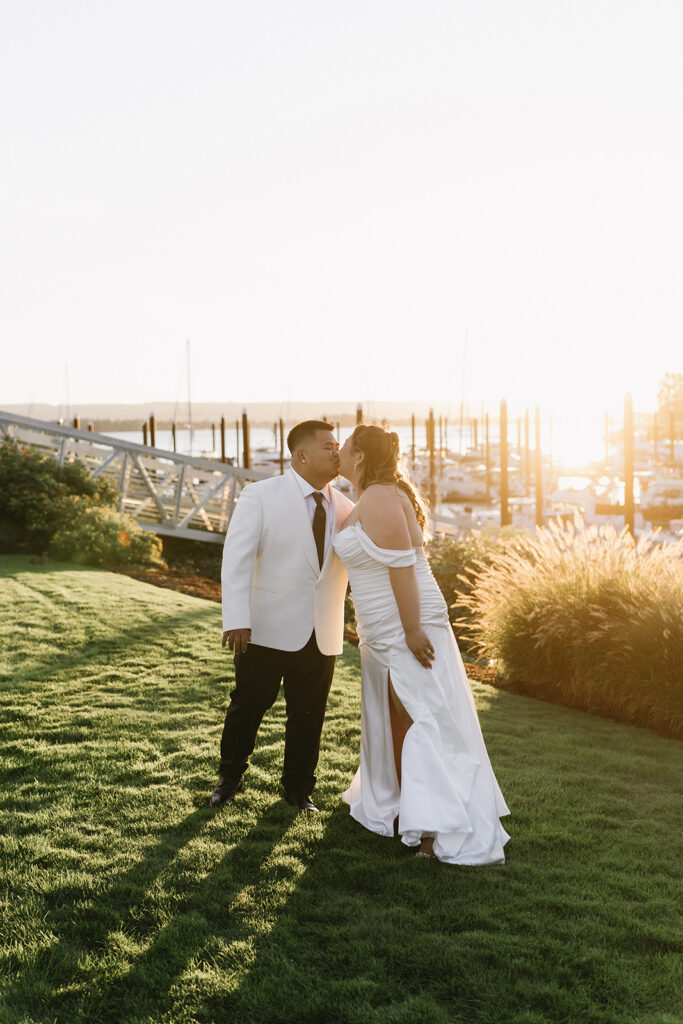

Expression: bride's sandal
xmin=416 ymin=836 xmax=436 ymax=859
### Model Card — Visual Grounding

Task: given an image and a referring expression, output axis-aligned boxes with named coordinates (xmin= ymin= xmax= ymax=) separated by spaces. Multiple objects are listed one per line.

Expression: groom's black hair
xmin=287 ymin=420 xmax=335 ymax=454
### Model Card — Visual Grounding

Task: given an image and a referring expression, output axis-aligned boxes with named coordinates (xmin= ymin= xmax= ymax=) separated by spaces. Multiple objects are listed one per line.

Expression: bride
xmin=334 ymin=424 xmax=510 ymax=864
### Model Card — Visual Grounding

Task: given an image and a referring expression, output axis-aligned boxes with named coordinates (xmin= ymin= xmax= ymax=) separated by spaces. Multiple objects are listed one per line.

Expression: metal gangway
xmin=0 ymin=411 xmax=272 ymax=543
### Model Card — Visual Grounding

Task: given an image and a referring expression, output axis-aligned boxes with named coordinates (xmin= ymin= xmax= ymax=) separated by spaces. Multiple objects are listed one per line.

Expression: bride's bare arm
xmin=388 ymin=566 xmax=434 ymax=668
xmin=360 ymin=487 xmax=435 ymax=668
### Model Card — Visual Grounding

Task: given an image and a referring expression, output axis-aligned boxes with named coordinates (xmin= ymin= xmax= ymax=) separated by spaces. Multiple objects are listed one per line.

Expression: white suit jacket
xmin=221 ymin=468 xmax=355 ymax=655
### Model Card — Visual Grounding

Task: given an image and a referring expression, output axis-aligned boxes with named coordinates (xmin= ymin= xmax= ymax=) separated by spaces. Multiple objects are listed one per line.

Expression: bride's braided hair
xmin=351 ymin=424 xmax=429 ymax=531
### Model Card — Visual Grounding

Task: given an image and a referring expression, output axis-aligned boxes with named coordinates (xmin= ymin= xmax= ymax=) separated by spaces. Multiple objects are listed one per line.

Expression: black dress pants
xmin=218 ymin=631 xmax=335 ymax=796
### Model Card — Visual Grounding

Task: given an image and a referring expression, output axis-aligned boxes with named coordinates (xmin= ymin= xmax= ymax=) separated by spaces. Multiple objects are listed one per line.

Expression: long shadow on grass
xmin=76 ymin=800 xmax=295 ymax=1023
xmin=2 ymin=800 xmax=293 ymax=1023
xmin=200 ymin=803 xmax=452 ymax=1024
xmin=1 ymin=805 xmax=211 ymax=1004
xmin=0 ymin=604 xmax=217 ymax=692
xmin=201 ymin=699 xmax=683 ymax=1024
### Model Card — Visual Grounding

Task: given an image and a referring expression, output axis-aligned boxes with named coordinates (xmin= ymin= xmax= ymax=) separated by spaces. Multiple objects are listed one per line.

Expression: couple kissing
xmin=211 ymin=420 xmax=509 ymax=865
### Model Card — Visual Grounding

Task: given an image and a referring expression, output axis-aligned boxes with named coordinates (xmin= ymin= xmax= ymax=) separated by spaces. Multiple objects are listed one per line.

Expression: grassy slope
xmin=0 ymin=554 xmax=681 ymax=1024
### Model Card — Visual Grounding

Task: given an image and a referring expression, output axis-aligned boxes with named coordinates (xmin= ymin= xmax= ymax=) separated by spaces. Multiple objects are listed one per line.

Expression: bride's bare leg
xmin=388 ymin=676 xmax=412 ymax=788
xmin=388 ymin=679 xmax=433 ymax=856
xmin=387 ymin=678 xmax=437 ymax=859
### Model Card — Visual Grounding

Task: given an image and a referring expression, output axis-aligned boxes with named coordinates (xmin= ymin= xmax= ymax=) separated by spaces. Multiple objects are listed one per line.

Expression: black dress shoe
xmin=210 ymin=776 xmax=243 ymax=808
xmin=285 ymin=793 xmax=319 ymax=813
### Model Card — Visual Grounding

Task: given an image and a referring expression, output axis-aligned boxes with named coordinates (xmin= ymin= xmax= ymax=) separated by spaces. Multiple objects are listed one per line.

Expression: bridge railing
xmin=0 ymin=412 xmax=272 ymax=543
xmin=0 ymin=411 xmax=472 ymax=543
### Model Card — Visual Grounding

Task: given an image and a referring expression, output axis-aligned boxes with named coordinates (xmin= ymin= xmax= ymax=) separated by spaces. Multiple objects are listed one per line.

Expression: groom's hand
xmin=222 ymin=628 xmax=251 ymax=654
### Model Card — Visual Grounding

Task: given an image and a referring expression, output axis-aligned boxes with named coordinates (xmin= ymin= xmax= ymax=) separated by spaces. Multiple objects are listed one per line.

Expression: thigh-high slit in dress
xmin=333 ymin=523 xmax=510 ymax=865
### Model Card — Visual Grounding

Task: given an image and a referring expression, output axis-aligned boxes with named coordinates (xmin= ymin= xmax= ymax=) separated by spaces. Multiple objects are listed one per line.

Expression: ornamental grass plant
xmin=459 ymin=519 xmax=683 ymax=736
xmin=427 ymin=527 xmax=528 ymax=657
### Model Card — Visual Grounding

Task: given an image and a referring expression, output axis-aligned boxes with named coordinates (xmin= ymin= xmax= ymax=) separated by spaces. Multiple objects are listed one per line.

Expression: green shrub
xmin=160 ymin=535 xmax=222 ymax=580
xmin=0 ymin=439 xmax=118 ymax=551
xmin=0 ymin=439 xmax=164 ymax=570
xmin=49 ymin=506 xmax=164 ymax=568
xmin=459 ymin=519 xmax=683 ymax=736
xmin=344 ymin=587 xmax=356 ymax=632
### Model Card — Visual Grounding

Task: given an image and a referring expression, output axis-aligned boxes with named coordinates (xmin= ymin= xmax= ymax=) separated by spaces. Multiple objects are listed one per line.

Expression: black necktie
xmin=312 ymin=492 xmax=326 ymax=568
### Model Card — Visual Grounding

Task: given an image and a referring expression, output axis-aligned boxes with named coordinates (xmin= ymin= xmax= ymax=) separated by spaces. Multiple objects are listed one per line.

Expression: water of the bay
xmin=107 ymin=424 xmax=463 ymax=461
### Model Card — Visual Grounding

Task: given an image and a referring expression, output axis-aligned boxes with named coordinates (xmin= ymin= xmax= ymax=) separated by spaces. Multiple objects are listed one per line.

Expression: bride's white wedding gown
xmin=333 ymin=522 xmax=510 ymax=865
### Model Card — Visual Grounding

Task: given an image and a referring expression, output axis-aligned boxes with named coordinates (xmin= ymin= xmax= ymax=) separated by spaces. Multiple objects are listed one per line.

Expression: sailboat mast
xmin=458 ymin=329 xmax=468 ymax=455
xmin=186 ymin=339 xmax=193 ymax=455
xmin=65 ymin=363 xmax=71 ymax=424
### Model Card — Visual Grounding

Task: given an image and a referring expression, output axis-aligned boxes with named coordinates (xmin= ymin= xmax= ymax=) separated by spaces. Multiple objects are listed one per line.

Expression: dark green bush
xmin=160 ymin=535 xmax=222 ymax=580
xmin=0 ymin=439 xmax=163 ymax=570
xmin=0 ymin=439 xmax=118 ymax=551
xmin=49 ymin=506 xmax=164 ymax=568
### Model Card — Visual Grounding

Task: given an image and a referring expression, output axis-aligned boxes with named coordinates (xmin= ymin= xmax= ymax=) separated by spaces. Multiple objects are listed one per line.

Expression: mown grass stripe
xmin=0 ymin=554 xmax=681 ymax=1024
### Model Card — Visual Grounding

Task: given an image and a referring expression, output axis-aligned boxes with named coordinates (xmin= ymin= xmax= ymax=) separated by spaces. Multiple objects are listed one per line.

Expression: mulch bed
xmin=113 ymin=565 xmax=222 ymax=603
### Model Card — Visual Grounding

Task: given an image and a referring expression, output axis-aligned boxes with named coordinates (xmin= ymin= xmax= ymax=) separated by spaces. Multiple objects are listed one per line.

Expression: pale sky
xmin=2 ymin=0 xmax=681 ymax=417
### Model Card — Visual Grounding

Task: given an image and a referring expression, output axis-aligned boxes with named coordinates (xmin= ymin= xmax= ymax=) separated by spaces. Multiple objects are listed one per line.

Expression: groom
xmin=211 ymin=420 xmax=354 ymax=812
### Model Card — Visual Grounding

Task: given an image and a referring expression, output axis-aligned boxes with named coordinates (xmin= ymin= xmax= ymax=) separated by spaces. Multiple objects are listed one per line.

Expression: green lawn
xmin=0 ymin=554 xmax=681 ymax=1024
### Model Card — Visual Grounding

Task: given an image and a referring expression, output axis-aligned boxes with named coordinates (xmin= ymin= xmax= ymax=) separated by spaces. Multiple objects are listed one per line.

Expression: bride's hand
xmin=405 ymin=627 xmax=434 ymax=669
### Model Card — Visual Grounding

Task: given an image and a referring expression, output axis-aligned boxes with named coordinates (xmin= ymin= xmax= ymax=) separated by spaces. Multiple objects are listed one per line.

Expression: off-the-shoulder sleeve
xmin=353 ymin=523 xmax=417 ymax=567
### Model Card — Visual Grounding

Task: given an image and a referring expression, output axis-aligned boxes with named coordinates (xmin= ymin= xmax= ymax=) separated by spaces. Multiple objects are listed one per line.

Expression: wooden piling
xmin=220 ymin=417 xmax=227 ymax=463
xmin=172 ymin=422 xmax=177 ymax=453
xmin=73 ymin=415 xmax=80 ymax=429
xmin=242 ymin=409 xmax=251 ymax=469
xmin=624 ymin=394 xmax=635 ymax=537
xmin=485 ymin=413 xmax=491 ymax=499
xmin=87 ymin=422 xmax=94 ymax=433
xmin=500 ymin=400 xmax=510 ymax=526
xmin=142 ymin=421 xmax=148 ymax=446
xmin=524 ymin=409 xmax=531 ymax=496
xmin=428 ymin=408 xmax=436 ymax=507
xmin=534 ymin=406 xmax=543 ymax=527
xmin=235 ymin=420 xmax=240 ymax=467
xmin=356 ymin=404 xmax=363 ymax=426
